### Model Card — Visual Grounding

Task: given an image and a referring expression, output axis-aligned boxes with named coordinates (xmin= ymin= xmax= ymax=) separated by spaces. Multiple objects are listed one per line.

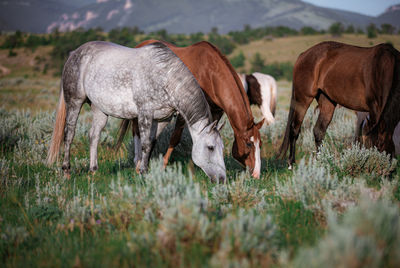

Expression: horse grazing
xmin=279 ymin=41 xmax=400 ymax=167
xmin=117 ymin=40 xmax=264 ymax=178
xmin=46 ymin=41 xmax=226 ymax=182
xmin=355 ymin=111 xmax=400 ymax=155
xmin=238 ymin=72 xmax=277 ymax=125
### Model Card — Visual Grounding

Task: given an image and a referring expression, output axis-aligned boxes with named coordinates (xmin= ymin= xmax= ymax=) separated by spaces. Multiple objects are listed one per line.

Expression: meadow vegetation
xmin=1 ymin=25 xmax=400 ymax=267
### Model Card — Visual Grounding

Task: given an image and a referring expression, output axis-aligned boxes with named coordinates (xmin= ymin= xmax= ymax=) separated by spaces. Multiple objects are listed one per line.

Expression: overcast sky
xmin=302 ymin=0 xmax=399 ymax=16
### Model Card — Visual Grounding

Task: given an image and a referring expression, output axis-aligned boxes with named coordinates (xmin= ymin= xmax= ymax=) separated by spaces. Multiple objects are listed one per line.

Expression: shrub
xmin=230 ymin=51 xmax=246 ymax=68
xmin=329 ymin=22 xmax=344 ymax=37
xmin=250 ymin=52 xmax=265 ymax=73
xmin=367 ymin=23 xmax=378 ymax=38
xmin=211 ymin=209 xmax=278 ymax=267
xmin=293 ymin=198 xmax=400 ymax=268
xmin=317 ymin=142 xmax=397 ymax=180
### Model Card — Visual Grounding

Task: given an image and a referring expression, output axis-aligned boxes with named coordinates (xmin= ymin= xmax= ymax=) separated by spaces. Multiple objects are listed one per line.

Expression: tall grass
xmin=0 ymin=105 xmax=399 ymax=267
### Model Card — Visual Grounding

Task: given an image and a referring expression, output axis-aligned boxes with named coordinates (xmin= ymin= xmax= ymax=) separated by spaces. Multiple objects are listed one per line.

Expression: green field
xmin=1 ymin=34 xmax=400 ymax=267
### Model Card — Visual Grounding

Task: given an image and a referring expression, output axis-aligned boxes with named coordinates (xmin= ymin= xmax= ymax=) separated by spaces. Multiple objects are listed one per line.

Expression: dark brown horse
xmin=117 ymin=40 xmax=264 ymax=177
xmin=279 ymin=41 xmax=400 ymax=167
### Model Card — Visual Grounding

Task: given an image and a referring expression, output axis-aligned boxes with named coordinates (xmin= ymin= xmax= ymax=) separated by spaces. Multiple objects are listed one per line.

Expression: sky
xmin=302 ymin=0 xmax=399 ymax=16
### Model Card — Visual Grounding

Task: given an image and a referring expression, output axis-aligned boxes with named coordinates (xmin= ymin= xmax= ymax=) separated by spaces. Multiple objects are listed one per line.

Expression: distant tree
xmin=210 ymin=27 xmax=219 ymax=35
xmin=1 ymin=30 xmax=24 ymax=49
xmin=345 ymin=25 xmax=355 ymax=34
xmin=229 ymin=31 xmax=250 ymax=44
xmin=380 ymin=23 xmax=396 ymax=35
xmin=25 ymin=34 xmax=48 ymax=51
xmin=189 ymin=32 xmax=204 ymax=44
xmin=230 ymin=51 xmax=245 ymax=68
xmin=108 ymin=27 xmax=141 ymax=47
xmin=208 ymin=34 xmax=236 ymax=55
xmin=366 ymin=23 xmax=377 ymax=38
xmin=300 ymin=26 xmax=318 ymax=35
xmin=250 ymin=53 xmax=265 ymax=73
xmin=51 ymin=28 xmax=105 ymax=74
xmin=356 ymin=27 xmax=364 ymax=34
xmin=329 ymin=22 xmax=344 ymax=37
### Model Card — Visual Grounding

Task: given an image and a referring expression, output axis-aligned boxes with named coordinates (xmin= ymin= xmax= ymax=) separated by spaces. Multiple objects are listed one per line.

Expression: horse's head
xmin=191 ymin=121 xmax=226 ymax=183
xmin=232 ymin=119 xmax=265 ymax=178
xmin=363 ymin=119 xmax=395 ymax=156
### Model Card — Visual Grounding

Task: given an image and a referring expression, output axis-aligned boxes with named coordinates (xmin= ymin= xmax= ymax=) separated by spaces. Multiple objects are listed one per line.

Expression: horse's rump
xmin=297 ymin=41 xmax=397 ymax=130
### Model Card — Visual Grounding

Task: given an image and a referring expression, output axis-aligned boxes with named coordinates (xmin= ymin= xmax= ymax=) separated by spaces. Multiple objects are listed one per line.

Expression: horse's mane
xmin=148 ymin=42 xmax=212 ymax=126
xmin=196 ymin=41 xmax=255 ymax=128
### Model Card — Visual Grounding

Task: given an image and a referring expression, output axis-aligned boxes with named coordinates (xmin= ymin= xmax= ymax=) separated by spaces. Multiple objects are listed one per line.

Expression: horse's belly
xmin=87 ymin=87 xmax=139 ymax=119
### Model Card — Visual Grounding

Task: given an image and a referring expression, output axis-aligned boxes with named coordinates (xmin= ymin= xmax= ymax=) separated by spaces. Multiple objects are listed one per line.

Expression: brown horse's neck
xmin=136 ymin=39 xmax=255 ymax=133
xmin=191 ymin=42 xmax=255 ymax=133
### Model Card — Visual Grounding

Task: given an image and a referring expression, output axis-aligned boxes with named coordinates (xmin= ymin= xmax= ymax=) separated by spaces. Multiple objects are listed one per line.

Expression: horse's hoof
xmin=252 ymin=170 xmax=260 ymax=179
xmin=162 ymin=160 xmax=168 ymax=169
xmin=135 ymin=160 xmax=141 ymax=174
xmin=288 ymin=164 xmax=292 ymax=170
xmin=64 ymin=172 xmax=71 ymax=179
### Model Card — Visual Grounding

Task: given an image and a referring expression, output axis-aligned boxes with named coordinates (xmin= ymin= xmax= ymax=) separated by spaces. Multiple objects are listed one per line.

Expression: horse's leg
xmin=163 ymin=114 xmax=185 ymax=168
xmin=137 ymin=112 xmax=155 ymax=174
xmin=131 ymin=119 xmax=142 ymax=169
xmin=288 ymin=94 xmax=314 ymax=168
xmin=89 ymin=105 xmax=108 ymax=173
xmin=62 ymin=99 xmax=85 ymax=177
xmin=313 ymin=94 xmax=336 ymax=149
xmin=355 ymin=112 xmax=368 ymax=143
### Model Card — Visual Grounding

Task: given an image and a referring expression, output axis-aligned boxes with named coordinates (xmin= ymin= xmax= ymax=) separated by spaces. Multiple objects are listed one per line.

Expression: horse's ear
xmin=255 ymin=118 xmax=265 ymax=129
xmin=208 ymin=120 xmax=218 ymax=133
xmin=217 ymin=120 xmax=226 ymax=131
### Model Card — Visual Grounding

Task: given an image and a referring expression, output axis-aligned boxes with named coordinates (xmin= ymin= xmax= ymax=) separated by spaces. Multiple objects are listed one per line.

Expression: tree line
xmin=0 ymin=22 xmax=398 ymax=79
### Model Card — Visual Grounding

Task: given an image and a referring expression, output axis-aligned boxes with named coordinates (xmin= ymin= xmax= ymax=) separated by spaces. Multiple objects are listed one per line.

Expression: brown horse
xmin=279 ymin=41 xmax=400 ymax=167
xmin=117 ymin=40 xmax=264 ymax=177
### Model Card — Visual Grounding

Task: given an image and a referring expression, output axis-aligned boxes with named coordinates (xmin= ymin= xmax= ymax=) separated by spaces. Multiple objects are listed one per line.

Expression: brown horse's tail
xmin=115 ymin=119 xmax=131 ymax=151
xmin=46 ymin=86 xmax=66 ymax=165
xmin=277 ymin=92 xmax=294 ymax=159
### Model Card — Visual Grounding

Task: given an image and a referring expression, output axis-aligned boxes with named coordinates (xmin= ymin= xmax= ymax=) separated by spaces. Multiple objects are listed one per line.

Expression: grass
xmin=1 ymin=34 xmax=400 ymax=267
xmin=232 ymin=34 xmax=400 ymax=71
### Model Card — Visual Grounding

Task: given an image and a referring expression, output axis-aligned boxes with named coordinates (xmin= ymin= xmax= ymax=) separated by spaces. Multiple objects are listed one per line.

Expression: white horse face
xmin=191 ymin=122 xmax=226 ymax=183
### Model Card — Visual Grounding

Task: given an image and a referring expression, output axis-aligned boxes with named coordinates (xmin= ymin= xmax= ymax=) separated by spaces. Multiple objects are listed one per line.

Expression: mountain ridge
xmin=0 ymin=0 xmax=398 ymax=34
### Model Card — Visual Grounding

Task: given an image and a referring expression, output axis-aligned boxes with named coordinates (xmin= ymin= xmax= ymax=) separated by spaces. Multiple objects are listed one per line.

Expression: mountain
xmin=46 ymin=0 xmax=375 ymax=33
xmin=0 ymin=0 xmax=399 ymax=34
xmin=0 ymin=0 xmax=74 ymax=33
xmin=376 ymin=4 xmax=400 ymax=28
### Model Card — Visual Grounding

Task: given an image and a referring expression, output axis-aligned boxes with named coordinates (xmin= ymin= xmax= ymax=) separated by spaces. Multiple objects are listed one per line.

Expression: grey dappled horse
xmin=47 ymin=41 xmax=226 ymax=182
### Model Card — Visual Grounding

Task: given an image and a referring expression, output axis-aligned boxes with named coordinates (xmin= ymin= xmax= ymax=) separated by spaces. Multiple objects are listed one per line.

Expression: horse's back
xmin=63 ymin=41 xmax=180 ymax=119
xmin=293 ymin=41 xmax=397 ymax=112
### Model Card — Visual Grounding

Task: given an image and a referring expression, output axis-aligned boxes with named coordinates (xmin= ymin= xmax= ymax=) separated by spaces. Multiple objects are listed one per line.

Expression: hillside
xmin=46 ymin=0 xmax=374 ymax=33
xmin=2 ymin=0 xmax=398 ymax=34
xmin=376 ymin=4 xmax=400 ymax=28
xmin=231 ymin=34 xmax=400 ymax=71
xmin=0 ymin=0 xmax=73 ymax=33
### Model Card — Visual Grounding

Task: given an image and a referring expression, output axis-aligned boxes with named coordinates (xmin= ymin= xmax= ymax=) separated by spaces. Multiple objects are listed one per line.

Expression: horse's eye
xmin=246 ymin=142 xmax=252 ymax=148
xmin=207 ymin=145 xmax=214 ymax=151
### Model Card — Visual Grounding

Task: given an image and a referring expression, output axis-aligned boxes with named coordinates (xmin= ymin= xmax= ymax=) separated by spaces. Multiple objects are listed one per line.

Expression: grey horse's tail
xmin=46 ymin=84 xmax=66 ymax=165
xmin=115 ymin=119 xmax=131 ymax=151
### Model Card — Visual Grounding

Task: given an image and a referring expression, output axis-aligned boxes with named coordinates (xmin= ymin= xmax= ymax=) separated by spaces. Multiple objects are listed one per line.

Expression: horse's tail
xmin=270 ymin=77 xmax=277 ymax=116
xmin=277 ymin=90 xmax=295 ymax=159
xmin=115 ymin=119 xmax=131 ymax=151
xmin=46 ymin=84 xmax=66 ymax=165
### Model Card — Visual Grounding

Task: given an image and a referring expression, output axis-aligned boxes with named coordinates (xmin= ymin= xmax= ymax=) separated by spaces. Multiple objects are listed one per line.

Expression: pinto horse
xmin=238 ymin=72 xmax=277 ymax=125
xmin=117 ymin=40 xmax=264 ymax=178
xmin=279 ymin=41 xmax=400 ymax=167
xmin=47 ymin=41 xmax=226 ymax=182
